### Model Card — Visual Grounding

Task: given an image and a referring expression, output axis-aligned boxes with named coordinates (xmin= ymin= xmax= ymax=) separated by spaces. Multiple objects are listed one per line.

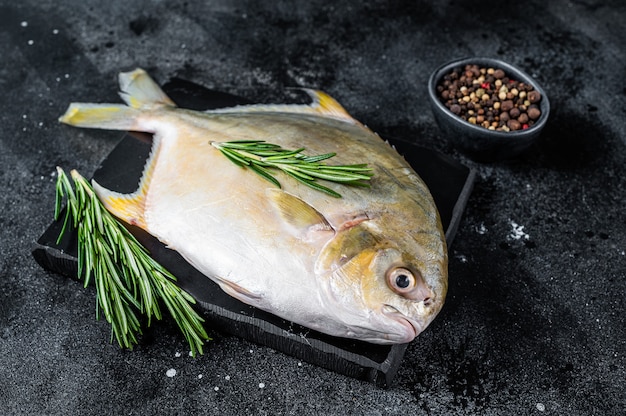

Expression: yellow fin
xmin=303 ymin=89 xmax=354 ymax=121
xmin=206 ymin=89 xmax=357 ymax=123
xmin=91 ymin=132 xmax=162 ymax=229
xmin=59 ymin=104 xmax=140 ymax=130
xmin=266 ymin=189 xmax=334 ymax=242
xmin=118 ymin=68 xmax=176 ymax=109
xmin=92 ymin=179 xmax=148 ymax=229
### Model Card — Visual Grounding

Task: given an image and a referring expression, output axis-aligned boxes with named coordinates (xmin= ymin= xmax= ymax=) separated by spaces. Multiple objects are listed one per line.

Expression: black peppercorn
xmin=437 ymin=64 xmax=542 ymax=132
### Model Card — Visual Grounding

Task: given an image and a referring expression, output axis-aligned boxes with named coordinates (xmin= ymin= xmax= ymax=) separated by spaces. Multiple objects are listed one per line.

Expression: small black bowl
xmin=428 ymin=57 xmax=550 ymax=162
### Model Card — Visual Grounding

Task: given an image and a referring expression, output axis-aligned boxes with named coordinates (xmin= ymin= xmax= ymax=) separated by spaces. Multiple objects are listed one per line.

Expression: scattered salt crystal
xmin=198 ymin=374 xmax=203 ymax=379
xmin=249 ymin=349 xmax=254 ymax=353
xmin=53 ymin=29 xmax=59 ymax=35
xmin=455 ymin=254 xmax=468 ymax=263
xmin=214 ymin=386 xmax=219 ymax=391
xmin=28 ymin=40 xmax=34 ymax=46
xmin=224 ymin=375 xmax=231 ymax=381
xmin=476 ymin=222 xmax=488 ymax=234
xmin=64 ymin=73 xmax=70 ymax=79
xmin=509 ymin=220 xmax=529 ymax=240
xmin=174 ymin=351 xmax=181 ymax=357
xmin=536 ymin=403 xmax=545 ymax=412
xmin=166 ymin=368 xmax=177 ymax=377
xmin=258 ymin=382 xmax=265 ymax=389
xmin=189 ymin=351 xmax=193 ymax=357
xmin=21 ymin=21 xmax=28 ymax=27
xmin=298 ymin=362 xmax=302 ymax=367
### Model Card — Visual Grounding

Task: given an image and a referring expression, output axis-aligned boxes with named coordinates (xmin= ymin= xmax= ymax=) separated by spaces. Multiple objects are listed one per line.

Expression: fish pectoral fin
xmin=267 ymin=189 xmax=335 ymax=242
xmin=118 ymin=68 xmax=177 ymax=109
xmin=92 ymin=180 xmax=148 ymax=229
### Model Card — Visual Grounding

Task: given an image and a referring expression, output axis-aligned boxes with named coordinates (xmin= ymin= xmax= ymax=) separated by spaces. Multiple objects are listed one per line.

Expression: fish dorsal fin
xmin=91 ymin=134 xmax=162 ymax=229
xmin=118 ymin=68 xmax=176 ymax=109
xmin=267 ymin=189 xmax=335 ymax=242
xmin=206 ymin=89 xmax=357 ymax=123
xmin=303 ymin=89 xmax=355 ymax=121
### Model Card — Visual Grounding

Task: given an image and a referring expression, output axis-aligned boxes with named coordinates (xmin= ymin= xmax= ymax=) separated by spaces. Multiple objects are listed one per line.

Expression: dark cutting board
xmin=32 ymin=78 xmax=475 ymax=387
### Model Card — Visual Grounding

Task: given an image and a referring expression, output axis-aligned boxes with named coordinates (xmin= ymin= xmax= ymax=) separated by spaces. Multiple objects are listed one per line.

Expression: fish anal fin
xmin=91 ymin=128 xmax=162 ymax=230
xmin=92 ymin=180 xmax=148 ymax=229
xmin=267 ymin=189 xmax=334 ymax=242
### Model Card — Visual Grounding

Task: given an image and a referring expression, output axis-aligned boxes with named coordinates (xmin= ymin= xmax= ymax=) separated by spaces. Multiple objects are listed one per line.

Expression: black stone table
xmin=1 ymin=1 xmax=624 ymax=414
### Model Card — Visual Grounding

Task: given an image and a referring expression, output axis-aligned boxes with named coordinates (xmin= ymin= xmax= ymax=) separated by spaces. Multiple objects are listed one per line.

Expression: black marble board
xmin=32 ymin=78 xmax=475 ymax=387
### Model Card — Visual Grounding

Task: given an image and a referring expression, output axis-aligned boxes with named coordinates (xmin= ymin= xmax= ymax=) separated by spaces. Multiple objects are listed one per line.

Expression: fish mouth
xmin=381 ymin=305 xmax=420 ymax=343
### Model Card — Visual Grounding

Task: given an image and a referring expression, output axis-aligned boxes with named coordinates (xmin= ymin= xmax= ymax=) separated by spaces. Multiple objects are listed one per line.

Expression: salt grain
xmin=536 ymin=402 xmax=545 ymax=412
xmin=509 ymin=220 xmax=529 ymax=240
xmin=174 ymin=351 xmax=181 ymax=357
xmin=21 ymin=21 xmax=28 ymax=27
xmin=258 ymin=382 xmax=265 ymax=389
xmin=224 ymin=375 xmax=231 ymax=381
xmin=455 ymin=254 xmax=468 ymax=263
xmin=53 ymin=29 xmax=59 ymax=35
xmin=214 ymin=386 xmax=219 ymax=391
xmin=28 ymin=40 xmax=34 ymax=46
xmin=166 ymin=368 xmax=177 ymax=377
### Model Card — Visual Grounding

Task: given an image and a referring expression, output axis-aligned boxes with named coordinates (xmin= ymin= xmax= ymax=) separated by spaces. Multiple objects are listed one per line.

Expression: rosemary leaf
xmin=54 ymin=167 xmax=209 ymax=355
xmin=211 ymin=140 xmax=373 ymax=197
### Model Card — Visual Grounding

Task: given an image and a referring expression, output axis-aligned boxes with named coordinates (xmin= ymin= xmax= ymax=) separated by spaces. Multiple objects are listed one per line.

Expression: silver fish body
xmin=59 ymin=69 xmax=448 ymax=344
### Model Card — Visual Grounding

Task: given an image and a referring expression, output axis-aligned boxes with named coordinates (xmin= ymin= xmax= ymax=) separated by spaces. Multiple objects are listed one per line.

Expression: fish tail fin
xmin=118 ymin=68 xmax=176 ymax=109
xmin=59 ymin=68 xmax=175 ymax=130
xmin=59 ymin=103 xmax=141 ymax=130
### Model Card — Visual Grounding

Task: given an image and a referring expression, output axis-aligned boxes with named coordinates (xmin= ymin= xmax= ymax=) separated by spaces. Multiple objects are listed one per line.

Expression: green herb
xmin=54 ymin=168 xmax=209 ymax=356
xmin=211 ymin=140 xmax=373 ymax=198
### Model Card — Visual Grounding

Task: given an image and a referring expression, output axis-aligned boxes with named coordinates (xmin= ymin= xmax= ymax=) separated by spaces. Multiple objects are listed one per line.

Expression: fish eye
xmin=387 ymin=267 xmax=417 ymax=294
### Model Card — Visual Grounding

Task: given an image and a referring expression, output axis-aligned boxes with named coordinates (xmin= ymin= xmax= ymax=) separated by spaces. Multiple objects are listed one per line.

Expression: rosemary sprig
xmin=211 ymin=140 xmax=373 ymax=198
xmin=54 ymin=167 xmax=209 ymax=356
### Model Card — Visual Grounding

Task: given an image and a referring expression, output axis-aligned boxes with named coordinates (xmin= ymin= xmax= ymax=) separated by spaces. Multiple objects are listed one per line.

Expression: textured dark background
xmin=1 ymin=0 xmax=625 ymax=414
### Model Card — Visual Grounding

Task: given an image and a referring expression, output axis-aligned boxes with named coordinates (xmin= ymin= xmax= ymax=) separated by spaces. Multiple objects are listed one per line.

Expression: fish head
xmin=317 ymin=215 xmax=448 ymax=344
